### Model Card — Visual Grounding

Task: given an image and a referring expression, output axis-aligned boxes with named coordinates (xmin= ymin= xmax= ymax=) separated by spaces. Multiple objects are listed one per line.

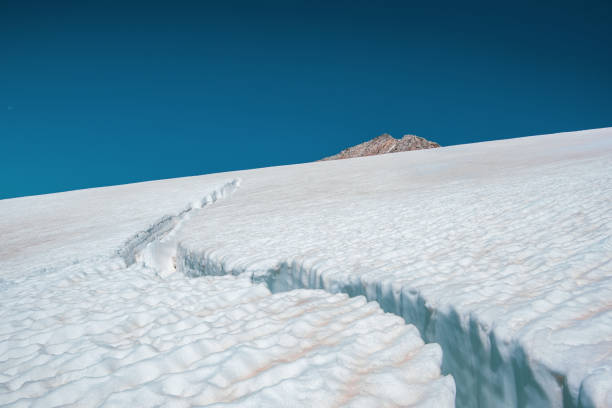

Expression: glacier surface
xmin=0 ymin=181 xmax=453 ymax=406
xmin=1 ymin=127 xmax=611 ymax=407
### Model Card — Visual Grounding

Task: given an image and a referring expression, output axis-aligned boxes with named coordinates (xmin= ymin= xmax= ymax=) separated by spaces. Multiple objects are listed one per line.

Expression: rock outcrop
xmin=321 ymin=134 xmax=440 ymax=161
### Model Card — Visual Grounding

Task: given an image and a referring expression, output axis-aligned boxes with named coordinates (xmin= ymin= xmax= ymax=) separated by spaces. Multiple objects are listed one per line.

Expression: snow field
xmin=1 ymin=127 xmax=610 ymax=407
xmin=0 ymin=179 xmax=454 ymax=407
xmin=174 ymin=129 xmax=612 ymax=407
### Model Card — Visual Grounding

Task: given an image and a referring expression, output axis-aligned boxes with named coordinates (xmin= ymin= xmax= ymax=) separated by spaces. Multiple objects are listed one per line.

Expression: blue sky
xmin=1 ymin=1 xmax=611 ymax=199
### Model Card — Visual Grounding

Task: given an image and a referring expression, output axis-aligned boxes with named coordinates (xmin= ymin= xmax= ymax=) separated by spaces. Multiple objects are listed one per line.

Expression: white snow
xmin=174 ymin=128 xmax=612 ymax=407
xmin=0 ymin=177 xmax=453 ymax=406
xmin=0 ymin=261 xmax=452 ymax=407
xmin=1 ymin=127 xmax=611 ymax=407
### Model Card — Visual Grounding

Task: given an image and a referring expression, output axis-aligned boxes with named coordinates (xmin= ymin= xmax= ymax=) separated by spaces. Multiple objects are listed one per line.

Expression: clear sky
xmin=1 ymin=1 xmax=611 ymax=199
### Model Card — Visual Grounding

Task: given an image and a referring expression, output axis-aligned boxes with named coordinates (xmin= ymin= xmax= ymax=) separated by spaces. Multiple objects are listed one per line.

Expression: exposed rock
xmin=321 ymin=134 xmax=440 ymax=161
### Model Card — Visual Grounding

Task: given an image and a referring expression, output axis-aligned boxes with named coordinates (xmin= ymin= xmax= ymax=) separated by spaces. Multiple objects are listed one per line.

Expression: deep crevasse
xmin=177 ymin=248 xmax=609 ymax=408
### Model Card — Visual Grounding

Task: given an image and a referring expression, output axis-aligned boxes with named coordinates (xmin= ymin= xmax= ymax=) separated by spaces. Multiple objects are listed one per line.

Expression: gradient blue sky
xmin=1 ymin=1 xmax=611 ymax=199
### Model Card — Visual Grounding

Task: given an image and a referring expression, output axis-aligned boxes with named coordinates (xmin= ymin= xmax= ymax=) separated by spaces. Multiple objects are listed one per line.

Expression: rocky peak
xmin=320 ymin=134 xmax=440 ymax=161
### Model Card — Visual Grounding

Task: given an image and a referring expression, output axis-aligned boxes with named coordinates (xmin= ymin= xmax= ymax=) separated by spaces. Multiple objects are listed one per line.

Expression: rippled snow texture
xmin=1 ymin=127 xmax=611 ymax=407
xmin=0 ymin=259 xmax=453 ymax=407
xmin=0 ymin=180 xmax=453 ymax=406
xmin=175 ymin=129 xmax=612 ymax=407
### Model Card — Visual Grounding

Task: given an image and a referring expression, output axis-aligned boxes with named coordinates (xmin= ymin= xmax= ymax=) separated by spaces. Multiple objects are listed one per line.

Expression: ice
xmin=1 ymin=127 xmax=611 ymax=407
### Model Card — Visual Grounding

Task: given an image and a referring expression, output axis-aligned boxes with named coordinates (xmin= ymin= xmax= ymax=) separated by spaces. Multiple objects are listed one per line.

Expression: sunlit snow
xmin=1 ymin=127 xmax=611 ymax=407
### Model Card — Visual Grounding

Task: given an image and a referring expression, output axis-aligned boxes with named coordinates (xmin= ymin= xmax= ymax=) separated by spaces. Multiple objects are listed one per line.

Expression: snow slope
xmin=1 ymin=127 xmax=611 ymax=407
xmin=173 ymin=128 xmax=612 ymax=407
xmin=0 ymin=179 xmax=453 ymax=405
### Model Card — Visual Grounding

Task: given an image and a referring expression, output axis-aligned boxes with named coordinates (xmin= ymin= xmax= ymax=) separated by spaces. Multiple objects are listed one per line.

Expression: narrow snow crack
xmin=117 ymin=178 xmax=240 ymax=275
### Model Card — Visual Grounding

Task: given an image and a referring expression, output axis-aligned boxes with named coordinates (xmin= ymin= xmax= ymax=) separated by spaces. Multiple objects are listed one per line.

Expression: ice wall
xmin=259 ymin=261 xmax=568 ymax=407
xmin=178 ymin=250 xmax=610 ymax=408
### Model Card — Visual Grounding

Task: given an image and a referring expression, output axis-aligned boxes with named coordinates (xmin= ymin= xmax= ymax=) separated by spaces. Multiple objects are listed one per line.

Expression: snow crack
xmin=117 ymin=179 xmax=240 ymax=273
xmin=177 ymin=253 xmax=599 ymax=408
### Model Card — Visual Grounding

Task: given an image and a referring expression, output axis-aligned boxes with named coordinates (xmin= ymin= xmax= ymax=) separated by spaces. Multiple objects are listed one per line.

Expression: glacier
xmin=0 ymin=177 xmax=453 ymax=406
xmin=1 ymin=127 xmax=611 ymax=407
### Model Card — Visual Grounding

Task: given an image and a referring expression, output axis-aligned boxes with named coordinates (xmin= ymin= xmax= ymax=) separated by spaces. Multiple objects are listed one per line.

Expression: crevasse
xmin=177 ymin=250 xmax=597 ymax=408
xmin=117 ymin=178 xmax=241 ymax=271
